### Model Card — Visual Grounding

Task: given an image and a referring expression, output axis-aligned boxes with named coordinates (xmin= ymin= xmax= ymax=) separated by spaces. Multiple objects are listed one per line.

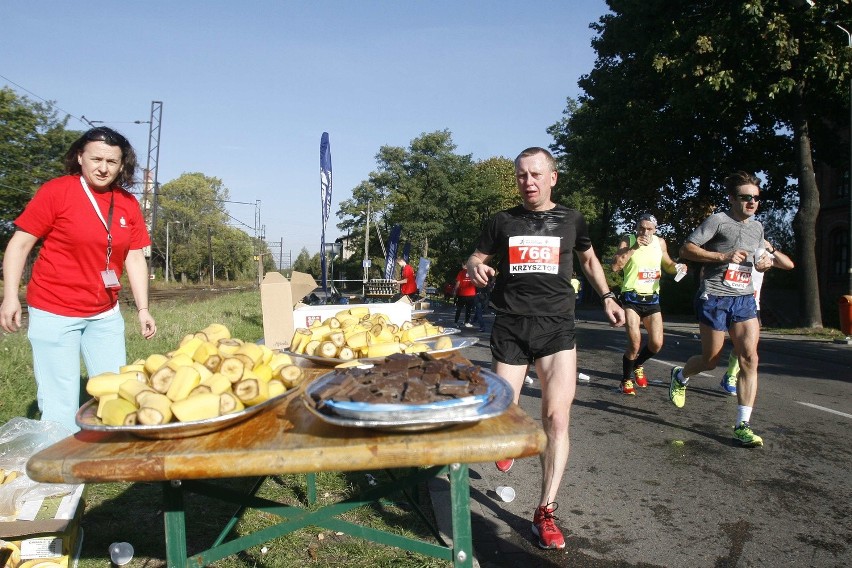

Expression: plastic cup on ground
xmin=495 ymin=486 xmax=516 ymax=502
xmin=109 ymin=542 xmax=134 ymax=566
xmin=578 ymin=372 xmax=590 ymax=382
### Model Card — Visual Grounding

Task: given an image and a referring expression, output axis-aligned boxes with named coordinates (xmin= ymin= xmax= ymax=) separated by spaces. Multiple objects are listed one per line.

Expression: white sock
xmin=737 ymin=405 xmax=753 ymax=425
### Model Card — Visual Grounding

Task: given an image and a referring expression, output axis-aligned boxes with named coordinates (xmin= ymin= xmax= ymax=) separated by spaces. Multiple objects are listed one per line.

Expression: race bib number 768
xmin=508 ymin=236 xmax=561 ymax=274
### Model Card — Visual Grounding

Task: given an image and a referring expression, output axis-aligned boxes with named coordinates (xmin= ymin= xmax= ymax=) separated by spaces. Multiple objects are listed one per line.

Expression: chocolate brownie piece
xmin=314 ymin=353 xmax=487 ymax=410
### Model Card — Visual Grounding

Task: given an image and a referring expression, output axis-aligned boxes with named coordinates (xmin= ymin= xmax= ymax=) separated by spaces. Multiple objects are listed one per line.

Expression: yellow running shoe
xmin=669 ymin=367 xmax=687 ymax=408
xmin=734 ymin=421 xmax=764 ymax=447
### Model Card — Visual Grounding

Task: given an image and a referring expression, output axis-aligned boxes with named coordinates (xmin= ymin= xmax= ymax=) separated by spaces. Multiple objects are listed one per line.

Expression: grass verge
xmin=0 ymin=289 xmax=448 ymax=568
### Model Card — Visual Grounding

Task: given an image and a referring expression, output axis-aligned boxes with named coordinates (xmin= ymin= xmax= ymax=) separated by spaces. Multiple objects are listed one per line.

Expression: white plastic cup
xmin=109 ymin=542 xmax=134 ymax=566
xmin=495 ymin=485 xmax=516 ymax=502
xmin=578 ymin=372 xmax=591 ymax=382
xmin=674 ymin=264 xmax=687 ymax=282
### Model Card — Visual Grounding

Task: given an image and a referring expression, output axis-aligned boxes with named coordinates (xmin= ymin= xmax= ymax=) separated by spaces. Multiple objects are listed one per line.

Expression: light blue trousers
xmin=27 ymin=306 xmax=126 ymax=431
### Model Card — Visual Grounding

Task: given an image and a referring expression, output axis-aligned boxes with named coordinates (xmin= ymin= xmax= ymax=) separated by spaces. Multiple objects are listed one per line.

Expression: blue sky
xmin=1 ymin=1 xmax=608 ymax=260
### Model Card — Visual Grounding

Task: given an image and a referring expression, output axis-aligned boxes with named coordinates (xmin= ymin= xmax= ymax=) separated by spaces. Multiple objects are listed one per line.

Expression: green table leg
xmin=163 ymin=481 xmax=188 ymax=568
xmin=306 ymin=472 xmax=316 ymax=505
xmin=448 ymin=463 xmax=473 ymax=568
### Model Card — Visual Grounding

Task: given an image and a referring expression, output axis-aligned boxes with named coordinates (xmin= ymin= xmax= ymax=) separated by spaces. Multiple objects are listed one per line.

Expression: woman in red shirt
xmin=0 ymin=127 xmax=157 ymax=431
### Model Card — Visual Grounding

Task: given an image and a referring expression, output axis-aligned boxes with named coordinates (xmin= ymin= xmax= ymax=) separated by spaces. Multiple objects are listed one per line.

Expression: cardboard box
xmin=260 ymin=271 xmax=318 ymax=351
xmin=260 ymin=271 xmax=414 ymax=350
xmin=291 ymin=301 xmax=412 ymax=329
xmin=0 ymin=484 xmax=84 ymax=568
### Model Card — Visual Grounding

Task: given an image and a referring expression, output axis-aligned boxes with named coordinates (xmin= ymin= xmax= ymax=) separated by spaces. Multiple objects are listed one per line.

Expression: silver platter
xmin=302 ymin=367 xmax=513 ymax=432
xmin=75 ymin=387 xmax=295 ymax=440
xmin=424 ymin=326 xmax=461 ymax=339
xmin=324 ymin=394 xmax=489 ymax=421
xmin=285 ymin=335 xmax=477 ymax=367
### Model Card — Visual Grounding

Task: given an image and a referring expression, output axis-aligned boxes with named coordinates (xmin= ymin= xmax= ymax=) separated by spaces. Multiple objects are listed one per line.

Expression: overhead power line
xmin=0 ymin=74 xmax=90 ymax=127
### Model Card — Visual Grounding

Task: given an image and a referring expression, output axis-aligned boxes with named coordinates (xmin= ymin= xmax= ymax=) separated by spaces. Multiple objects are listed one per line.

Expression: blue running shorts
xmin=694 ymin=293 xmax=757 ymax=331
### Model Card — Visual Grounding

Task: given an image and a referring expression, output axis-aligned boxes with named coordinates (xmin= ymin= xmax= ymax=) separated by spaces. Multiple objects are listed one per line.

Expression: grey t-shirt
xmin=685 ymin=211 xmax=764 ymax=297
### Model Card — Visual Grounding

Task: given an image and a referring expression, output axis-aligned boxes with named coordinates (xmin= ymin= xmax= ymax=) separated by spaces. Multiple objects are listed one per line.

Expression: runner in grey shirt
xmin=668 ymin=171 xmax=774 ymax=447
xmin=686 ymin=212 xmax=765 ymax=297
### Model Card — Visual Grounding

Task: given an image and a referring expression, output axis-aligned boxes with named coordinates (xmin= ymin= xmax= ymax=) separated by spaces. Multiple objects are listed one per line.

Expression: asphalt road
xmin=428 ymin=302 xmax=852 ymax=568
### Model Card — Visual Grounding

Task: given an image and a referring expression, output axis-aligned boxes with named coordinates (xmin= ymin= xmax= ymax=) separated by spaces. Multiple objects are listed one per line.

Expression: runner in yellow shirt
xmin=611 ymin=214 xmax=684 ymax=394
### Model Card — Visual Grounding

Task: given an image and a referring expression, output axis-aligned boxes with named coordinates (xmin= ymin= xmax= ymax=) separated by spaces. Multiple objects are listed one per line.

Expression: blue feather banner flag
xmin=384 ymin=224 xmax=402 ymax=280
xmin=320 ymin=132 xmax=332 ymax=296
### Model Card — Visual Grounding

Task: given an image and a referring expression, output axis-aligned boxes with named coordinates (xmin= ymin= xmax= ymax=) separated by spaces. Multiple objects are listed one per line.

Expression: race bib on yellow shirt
xmin=637 ymin=267 xmax=661 ymax=286
xmin=508 ymin=236 xmax=560 ymax=274
xmin=723 ymin=262 xmax=752 ymax=290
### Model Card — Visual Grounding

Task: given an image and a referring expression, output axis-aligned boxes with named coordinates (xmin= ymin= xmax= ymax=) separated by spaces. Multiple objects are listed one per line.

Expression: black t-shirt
xmin=475 ymin=204 xmax=591 ymax=315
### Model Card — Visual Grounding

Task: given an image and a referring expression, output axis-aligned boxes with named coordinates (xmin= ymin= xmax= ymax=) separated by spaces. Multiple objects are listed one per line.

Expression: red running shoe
xmin=532 ymin=502 xmax=565 ymax=549
xmin=619 ymin=379 xmax=636 ymax=395
xmin=634 ymin=366 xmax=648 ymax=388
xmin=495 ymin=458 xmax=514 ymax=472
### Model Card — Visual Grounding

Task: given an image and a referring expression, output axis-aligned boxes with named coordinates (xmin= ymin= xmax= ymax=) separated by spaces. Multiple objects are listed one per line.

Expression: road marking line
xmin=604 ymin=346 xmax=713 ymax=377
xmin=795 ymin=402 xmax=852 ymax=420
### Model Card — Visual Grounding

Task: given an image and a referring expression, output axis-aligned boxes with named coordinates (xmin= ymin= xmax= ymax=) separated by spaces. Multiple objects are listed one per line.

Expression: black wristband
xmin=601 ymin=292 xmax=617 ymax=302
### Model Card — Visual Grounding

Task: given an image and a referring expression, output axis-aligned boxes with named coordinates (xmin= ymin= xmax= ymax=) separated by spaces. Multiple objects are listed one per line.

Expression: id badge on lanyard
xmin=80 ymin=178 xmax=120 ymax=289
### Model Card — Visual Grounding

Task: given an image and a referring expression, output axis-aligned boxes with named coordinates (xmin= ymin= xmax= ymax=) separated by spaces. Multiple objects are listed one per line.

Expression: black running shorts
xmin=490 ymin=313 xmax=576 ymax=365
xmin=623 ymin=302 xmax=661 ymax=318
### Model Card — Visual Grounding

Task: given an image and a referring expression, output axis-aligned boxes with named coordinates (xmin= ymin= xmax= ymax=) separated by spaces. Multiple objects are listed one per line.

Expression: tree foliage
xmin=336 ymin=130 xmax=518 ymax=288
xmin=552 ymin=0 xmax=852 ymax=326
xmin=155 ymin=173 xmax=266 ymax=282
xmin=0 ymin=87 xmax=78 ymax=247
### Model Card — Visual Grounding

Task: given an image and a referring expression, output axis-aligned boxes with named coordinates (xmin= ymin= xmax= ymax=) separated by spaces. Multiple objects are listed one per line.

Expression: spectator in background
xmin=395 ymin=257 xmax=418 ymax=300
xmin=0 ymin=127 xmax=156 ymax=432
xmin=453 ymin=262 xmax=477 ymax=328
xmin=471 ymin=277 xmax=494 ymax=332
xmin=442 ymin=281 xmax=454 ymax=303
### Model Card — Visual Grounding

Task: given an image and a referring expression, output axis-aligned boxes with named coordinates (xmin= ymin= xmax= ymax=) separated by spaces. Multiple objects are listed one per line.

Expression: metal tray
xmin=302 ymin=367 xmax=513 ymax=432
xmin=285 ymin=335 xmax=477 ymax=367
xmin=323 ymin=394 xmax=489 ymax=421
xmin=423 ymin=326 xmax=460 ymax=339
xmin=75 ymin=387 xmax=296 ymax=440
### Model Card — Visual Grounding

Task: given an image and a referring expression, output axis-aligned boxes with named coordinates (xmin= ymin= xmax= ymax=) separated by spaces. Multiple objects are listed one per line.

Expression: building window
xmin=831 ymin=228 xmax=849 ymax=280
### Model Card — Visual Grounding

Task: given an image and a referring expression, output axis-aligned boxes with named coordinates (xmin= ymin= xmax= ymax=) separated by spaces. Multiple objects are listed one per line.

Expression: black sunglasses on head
xmin=84 ymin=127 xmax=128 ymax=147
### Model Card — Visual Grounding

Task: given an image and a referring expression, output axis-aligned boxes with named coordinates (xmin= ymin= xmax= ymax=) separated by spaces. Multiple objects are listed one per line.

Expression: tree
xmin=338 ymin=130 xmax=512 ymax=287
xmin=155 ymin=173 xmax=259 ymax=282
xmin=292 ymin=247 xmax=314 ymax=276
xmin=0 ymin=87 xmax=78 ymax=248
xmin=552 ymin=1 xmax=851 ymax=327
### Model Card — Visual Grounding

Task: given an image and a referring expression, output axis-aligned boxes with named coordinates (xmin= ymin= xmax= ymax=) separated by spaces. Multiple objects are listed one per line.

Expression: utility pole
xmin=207 ymin=226 xmax=214 ymax=286
xmin=144 ymin=101 xmax=163 ymax=278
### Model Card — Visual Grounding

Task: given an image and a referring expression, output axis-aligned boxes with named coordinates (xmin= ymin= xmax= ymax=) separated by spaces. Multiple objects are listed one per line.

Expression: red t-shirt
xmin=15 ymin=175 xmax=150 ymax=317
xmin=455 ymin=269 xmax=476 ymax=297
xmin=400 ymin=263 xmax=417 ymax=295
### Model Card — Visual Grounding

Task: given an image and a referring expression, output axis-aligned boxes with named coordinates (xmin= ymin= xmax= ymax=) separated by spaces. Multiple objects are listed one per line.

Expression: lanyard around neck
xmin=80 ymin=177 xmax=115 ymax=269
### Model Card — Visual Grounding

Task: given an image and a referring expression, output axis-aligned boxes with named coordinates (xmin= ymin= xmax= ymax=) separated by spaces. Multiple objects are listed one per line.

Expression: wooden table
xmin=27 ymin=358 xmax=546 ymax=567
